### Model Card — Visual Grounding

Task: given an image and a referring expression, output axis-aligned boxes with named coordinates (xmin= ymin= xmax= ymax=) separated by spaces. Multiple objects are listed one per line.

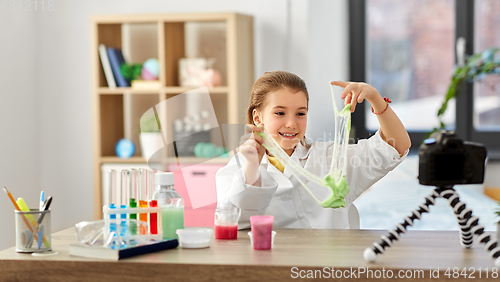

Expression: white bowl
xmin=176 ymin=228 xmax=212 ymax=248
xmin=247 ymin=231 xmax=276 ymax=245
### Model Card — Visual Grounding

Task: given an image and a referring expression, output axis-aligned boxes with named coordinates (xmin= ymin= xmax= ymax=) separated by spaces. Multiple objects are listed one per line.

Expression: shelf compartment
xmin=122 ymin=22 xmax=159 ymax=67
xmin=164 ymin=21 xmax=228 ymax=87
xmin=164 ymin=22 xmax=185 ymax=87
xmin=100 ymin=94 xmax=161 ymax=158
xmin=124 ymin=94 xmax=161 ymax=157
xmin=97 ymin=24 xmax=122 ymax=88
xmin=100 ymin=95 xmax=124 ymax=156
xmin=184 ymin=21 xmax=227 ymax=87
xmin=160 ymin=91 xmax=224 ymax=158
xmin=97 ymin=22 xmax=160 ymax=89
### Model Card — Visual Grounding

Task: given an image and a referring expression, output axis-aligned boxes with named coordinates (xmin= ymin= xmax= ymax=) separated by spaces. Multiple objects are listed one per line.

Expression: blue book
xmin=107 ymin=47 xmax=130 ymax=87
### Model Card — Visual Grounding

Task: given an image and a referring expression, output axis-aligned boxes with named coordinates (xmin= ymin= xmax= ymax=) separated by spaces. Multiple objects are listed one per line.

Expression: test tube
xmin=129 ymin=169 xmax=138 ymax=235
xmin=147 ymin=169 xmax=158 ymax=234
xmin=108 ymin=169 xmax=117 ymax=234
xmin=148 ymin=169 xmax=156 ymax=201
xmin=138 ymin=169 xmax=148 ymax=235
xmin=129 ymin=169 xmax=138 ymax=216
xmin=108 ymin=170 xmax=117 ymax=210
xmin=149 ymin=199 xmax=158 ymax=235
xmin=120 ymin=170 xmax=129 ymax=236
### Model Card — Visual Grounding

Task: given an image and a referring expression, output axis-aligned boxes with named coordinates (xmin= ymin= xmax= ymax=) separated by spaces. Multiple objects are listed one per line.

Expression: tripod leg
xmin=439 ymin=189 xmax=474 ymax=248
xmin=364 ymin=190 xmax=439 ymax=262
xmin=439 ymin=189 xmax=500 ymax=267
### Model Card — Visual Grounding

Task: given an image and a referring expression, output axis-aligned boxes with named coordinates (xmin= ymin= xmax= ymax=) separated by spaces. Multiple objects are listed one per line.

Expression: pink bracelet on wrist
xmin=371 ymin=97 xmax=392 ymax=115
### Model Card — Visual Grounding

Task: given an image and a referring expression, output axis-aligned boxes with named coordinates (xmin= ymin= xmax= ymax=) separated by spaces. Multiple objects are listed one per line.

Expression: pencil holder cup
xmin=15 ymin=209 xmax=51 ymax=253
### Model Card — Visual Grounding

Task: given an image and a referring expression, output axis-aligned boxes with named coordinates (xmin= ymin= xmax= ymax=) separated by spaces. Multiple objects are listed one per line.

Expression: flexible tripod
xmin=363 ymin=186 xmax=500 ymax=267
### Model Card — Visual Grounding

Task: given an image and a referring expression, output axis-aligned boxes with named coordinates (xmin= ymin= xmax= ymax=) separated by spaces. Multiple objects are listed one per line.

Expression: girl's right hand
xmin=239 ymin=124 xmax=265 ymax=166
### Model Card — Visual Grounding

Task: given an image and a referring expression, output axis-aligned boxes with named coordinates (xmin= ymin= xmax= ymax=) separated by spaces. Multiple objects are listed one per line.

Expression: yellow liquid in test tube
xmin=139 ymin=200 xmax=148 ymax=234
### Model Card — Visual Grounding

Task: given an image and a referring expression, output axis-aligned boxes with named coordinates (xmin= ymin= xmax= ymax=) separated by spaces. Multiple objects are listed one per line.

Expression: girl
xmin=216 ymin=71 xmax=411 ymax=229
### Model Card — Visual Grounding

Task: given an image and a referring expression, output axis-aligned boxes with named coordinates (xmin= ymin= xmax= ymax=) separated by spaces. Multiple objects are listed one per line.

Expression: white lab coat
xmin=215 ymin=131 xmax=408 ymax=229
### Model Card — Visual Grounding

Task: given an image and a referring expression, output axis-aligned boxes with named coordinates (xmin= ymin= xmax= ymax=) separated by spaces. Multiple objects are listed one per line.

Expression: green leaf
xmin=423 ymin=128 xmax=439 ymax=142
xmin=429 ymin=46 xmax=500 ymax=138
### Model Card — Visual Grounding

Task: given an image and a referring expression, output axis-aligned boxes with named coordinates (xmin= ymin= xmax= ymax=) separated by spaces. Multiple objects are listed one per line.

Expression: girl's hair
xmin=247 ymin=70 xmax=310 ymax=147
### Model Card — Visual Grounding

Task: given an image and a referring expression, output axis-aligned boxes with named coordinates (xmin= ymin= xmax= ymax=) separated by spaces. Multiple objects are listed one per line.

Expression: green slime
xmin=256 ymin=128 xmax=350 ymax=209
xmin=254 ymin=84 xmax=352 ymax=209
xmin=320 ymin=175 xmax=349 ymax=208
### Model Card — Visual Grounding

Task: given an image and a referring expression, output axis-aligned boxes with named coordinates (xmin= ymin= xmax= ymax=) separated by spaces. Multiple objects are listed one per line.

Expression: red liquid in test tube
xmin=149 ymin=200 xmax=158 ymax=234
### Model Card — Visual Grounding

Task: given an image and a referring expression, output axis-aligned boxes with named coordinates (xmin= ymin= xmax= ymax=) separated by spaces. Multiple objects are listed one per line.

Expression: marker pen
xmin=39 ymin=191 xmax=45 ymax=211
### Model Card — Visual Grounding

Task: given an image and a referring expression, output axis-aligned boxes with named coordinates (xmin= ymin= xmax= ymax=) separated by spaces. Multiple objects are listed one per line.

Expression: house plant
xmin=139 ymin=112 xmax=162 ymax=160
xmin=428 ymin=47 xmax=500 ymax=137
xmin=496 ymin=203 xmax=500 ymax=242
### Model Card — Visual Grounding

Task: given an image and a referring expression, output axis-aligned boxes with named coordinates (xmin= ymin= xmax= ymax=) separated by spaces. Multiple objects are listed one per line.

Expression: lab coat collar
xmin=261 ymin=141 xmax=310 ymax=167
xmin=263 ymin=155 xmax=294 ymax=188
xmin=291 ymin=141 xmax=311 ymax=160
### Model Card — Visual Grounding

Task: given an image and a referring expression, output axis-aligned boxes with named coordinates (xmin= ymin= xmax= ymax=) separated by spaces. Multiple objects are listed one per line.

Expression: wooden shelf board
xmin=99 ymin=156 xmax=230 ymax=165
xmin=166 ymin=156 xmax=230 ymax=164
xmin=98 ymin=87 xmax=160 ymax=94
xmin=164 ymin=86 xmax=228 ymax=94
xmin=98 ymin=86 xmax=228 ymax=95
xmin=100 ymin=156 xmax=147 ymax=163
xmin=91 ymin=13 xmax=237 ymax=24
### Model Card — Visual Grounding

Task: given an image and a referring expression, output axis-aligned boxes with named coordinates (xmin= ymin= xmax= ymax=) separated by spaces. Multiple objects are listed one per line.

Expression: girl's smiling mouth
xmin=279 ymin=132 xmax=298 ymax=139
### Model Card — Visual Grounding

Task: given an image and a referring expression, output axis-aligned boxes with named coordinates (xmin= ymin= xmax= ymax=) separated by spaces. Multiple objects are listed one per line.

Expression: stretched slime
xmin=255 ymin=82 xmax=351 ymax=208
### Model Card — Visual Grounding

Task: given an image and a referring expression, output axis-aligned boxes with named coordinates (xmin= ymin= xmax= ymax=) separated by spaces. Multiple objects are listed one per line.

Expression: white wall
xmin=0 ymin=12 xmax=39 ymax=251
xmin=485 ymin=161 xmax=500 ymax=188
xmin=0 ymin=0 xmax=348 ymax=251
xmin=307 ymin=0 xmax=349 ymax=141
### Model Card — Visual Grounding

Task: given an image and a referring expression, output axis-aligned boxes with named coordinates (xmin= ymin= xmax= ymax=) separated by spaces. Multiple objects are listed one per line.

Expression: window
xmin=474 ymin=0 xmax=500 ymax=130
xmin=350 ymin=0 xmax=500 ymax=157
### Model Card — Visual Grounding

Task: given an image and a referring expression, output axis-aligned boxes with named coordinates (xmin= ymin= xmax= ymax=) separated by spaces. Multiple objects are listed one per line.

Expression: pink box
xmin=167 ymin=163 xmax=223 ymax=227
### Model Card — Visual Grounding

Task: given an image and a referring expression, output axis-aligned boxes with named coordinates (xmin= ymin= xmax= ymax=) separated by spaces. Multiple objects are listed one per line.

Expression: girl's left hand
xmin=332 ymin=81 xmax=381 ymax=113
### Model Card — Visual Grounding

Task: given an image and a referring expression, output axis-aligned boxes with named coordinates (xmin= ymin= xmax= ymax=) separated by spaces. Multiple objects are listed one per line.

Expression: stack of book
xmin=99 ymin=44 xmax=130 ymax=88
xmin=99 ymin=44 xmax=161 ymax=90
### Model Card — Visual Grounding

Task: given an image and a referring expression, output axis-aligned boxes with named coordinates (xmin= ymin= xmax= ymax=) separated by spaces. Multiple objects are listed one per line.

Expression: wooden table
xmin=1 ymin=228 xmax=499 ymax=281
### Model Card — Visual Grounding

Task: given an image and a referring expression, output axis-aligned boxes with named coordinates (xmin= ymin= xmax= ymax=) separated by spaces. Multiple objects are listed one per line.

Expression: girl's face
xmin=253 ymin=87 xmax=308 ymax=156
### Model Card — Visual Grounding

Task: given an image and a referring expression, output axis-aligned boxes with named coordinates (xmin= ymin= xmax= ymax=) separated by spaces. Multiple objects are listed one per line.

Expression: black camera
xmin=418 ymin=131 xmax=486 ymax=186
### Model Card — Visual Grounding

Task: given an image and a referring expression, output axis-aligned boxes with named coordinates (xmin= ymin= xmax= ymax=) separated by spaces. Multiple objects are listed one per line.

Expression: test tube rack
xmin=103 ymin=205 xmax=163 ymax=242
